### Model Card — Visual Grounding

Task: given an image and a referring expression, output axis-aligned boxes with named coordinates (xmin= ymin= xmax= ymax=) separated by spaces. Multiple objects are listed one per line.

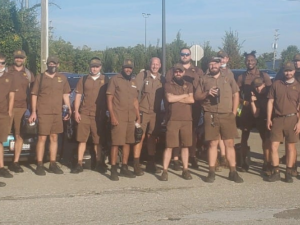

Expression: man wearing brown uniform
xmin=106 ymin=59 xmax=140 ymax=181
xmin=267 ymin=61 xmax=300 ymax=183
xmin=71 ymin=57 xmax=107 ymax=174
xmin=29 ymin=56 xmax=71 ymax=176
xmin=7 ymin=50 xmax=35 ymax=173
xmin=0 ymin=53 xmax=17 ymax=184
xmin=237 ymin=51 xmax=272 ymax=171
xmin=195 ymin=57 xmax=243 ymax=183
xmin=165 ymin=47 xmax=204 ymax=169
xmin=160 ymin=63 xmax=194 ymax=181
xmin=133 ymin=57 xmax=164 ymax=175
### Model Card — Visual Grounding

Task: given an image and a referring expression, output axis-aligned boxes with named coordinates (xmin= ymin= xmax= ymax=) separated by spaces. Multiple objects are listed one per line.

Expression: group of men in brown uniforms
xmin=1 ymin=48 xmax=300 ymax=187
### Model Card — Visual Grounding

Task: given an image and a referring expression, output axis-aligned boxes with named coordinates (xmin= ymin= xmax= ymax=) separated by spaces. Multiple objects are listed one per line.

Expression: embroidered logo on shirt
xmin=57 ymin=77 xmax=62 ymax=82
xmin=5 ymin=79 xmax=9 ymax=83
xmin=101 ymin=80 xmax=104 ymax=84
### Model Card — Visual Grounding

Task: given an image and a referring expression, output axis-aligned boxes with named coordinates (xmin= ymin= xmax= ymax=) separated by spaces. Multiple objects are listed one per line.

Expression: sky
xmin=31 ymin=0 xmax=300 ymax=56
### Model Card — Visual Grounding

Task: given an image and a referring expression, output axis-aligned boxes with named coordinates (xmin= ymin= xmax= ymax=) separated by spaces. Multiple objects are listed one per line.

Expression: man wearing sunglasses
xmin=0 ymin=53 xmax=17 ymax=185
xmin=165 ymin=47 xmax=204 ymax=170
xmin=7 ymin=50 xmax=35 ymax=174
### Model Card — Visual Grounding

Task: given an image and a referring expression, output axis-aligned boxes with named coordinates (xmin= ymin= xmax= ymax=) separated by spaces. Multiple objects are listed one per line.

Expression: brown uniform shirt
xmin=166 ymin=64 xmax=203 ymax=90
xmin=135 ymin=70 xmax=165 ymax=114
xmin=8 ymin=66 xmax=35 ymax=108
xmin=195 ymin=71 xmax=239 ymax=113
xmin=221 ymin=67 xmax=235 ymax=80
xmin=75 ymin=74 xmax=107 ymax=117
xmin=267 ymin=79 xmax=300 ymax=116
xmin=237 ymin=68 xmax=272 ymax=102
xmin=31 ymin=73 xmax=71 ymax=115
xmin=0 ymin=71 xmax=17 ymax=115
xmin=106 ymin=74 xmax=138 ymax=122
xmin=164 ymin=80 xmax=193 ymax=121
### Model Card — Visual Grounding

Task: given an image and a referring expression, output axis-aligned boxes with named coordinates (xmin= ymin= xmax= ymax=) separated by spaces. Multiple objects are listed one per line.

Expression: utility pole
xmin=25 ymin=0 xmax=29 ymax=8
xmin=142 ymin=13 xmax=150 ymax=52
xmin=162 ymin=0 xmax=166 ymax=76
xmin=272 ymin=29 xmax=279 ymax=70
xmin=41 ymin=0 xmax=48 ymax=73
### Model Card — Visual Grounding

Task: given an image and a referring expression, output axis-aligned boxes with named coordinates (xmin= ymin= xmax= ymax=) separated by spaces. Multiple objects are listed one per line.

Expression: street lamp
xmin=142 ymin=13 xmax=151 ymax=51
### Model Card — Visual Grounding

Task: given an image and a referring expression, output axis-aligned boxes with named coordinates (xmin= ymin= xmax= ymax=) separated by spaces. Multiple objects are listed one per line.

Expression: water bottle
xmin=62 ymin=105 xmax=69 ymax=119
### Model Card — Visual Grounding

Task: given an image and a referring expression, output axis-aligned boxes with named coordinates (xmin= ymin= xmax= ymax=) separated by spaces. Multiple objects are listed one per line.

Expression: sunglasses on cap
xmin=0 ymin=62 xmax=6 ymax=65
xmin=180 ymin=52 xmax=190 ymax=57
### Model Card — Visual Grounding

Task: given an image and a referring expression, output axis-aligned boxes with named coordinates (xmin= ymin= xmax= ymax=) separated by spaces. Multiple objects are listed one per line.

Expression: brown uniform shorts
xmin=10 ymin=108 xmax=27 ymax=135
xmin=111 ymin=121 xmax=135 ymax=146
xmin=204 ymin=112 xmax=237 ymax=141
xmin=38 ymin=114 xmax=63 ymax=135
xmin=0 ymin=114 xmax=10 ymax=142
xmin=166 ymin=121 xmax=192 ymax=148
xmin=270 ymin=115 xmax=298 ymax=143
xmin=141 ymin=112 xmax=160 ymax=136
xmin=76 ymin=114 xmax=104 ymax=144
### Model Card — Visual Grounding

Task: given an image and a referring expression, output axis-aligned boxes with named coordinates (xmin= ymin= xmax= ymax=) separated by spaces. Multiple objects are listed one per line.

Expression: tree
xmin=281 ymin=45 xmax=300 ymax=64
xmin=200 ymin=41 xmax=217 ymax=73
xmin=257 ymin=52 xmax=273 ymax=69
xmin=221 ymin=30 xmax=244 ymax=69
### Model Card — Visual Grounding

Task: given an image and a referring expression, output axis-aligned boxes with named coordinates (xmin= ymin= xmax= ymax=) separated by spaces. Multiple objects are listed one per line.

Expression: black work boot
xmin=9 ymin=162 xmax=24 ymax=173
xmin=182 ymin=169 xmax=192 ymax=180
xmin=110 ymin=165 xmax=119 ymax=181
xmin=0 ymin=167 xmax=13 ymax=178
xmin=229 ymin=170 xmax=244 ymax=183
xmin=49 ymin=162 xmax=63 ymax=174
xmin=267 ymin=167 xmax=281 ymax=182
xmin=160 ymin=170 xmax=168 ymax=181
xmin=285 ymin=168 xmax=293 ymax=183
xmin=172 ymin=160 xmax=181 ymax=171
xmin=95 ymin=162 xmax=107 ymax=174
xmin=205 ymin=171 xmax=215 ymax=183
xmin=145 ymin=162 xmax=161 ymax=174
xmin=189 ymin=157 xmax=199 ymax=169
xmin=120 ymin=164 xmax=136 ymax=178
xmin=35 ymin=164 xmax=46 ymax=176
xmin=71 ymin=164 xmax=83 ymax=174
xmin=133 ymin=158 xmax=144 ymax=176
xmin=291 ymin=164 xmax=298 ymax=177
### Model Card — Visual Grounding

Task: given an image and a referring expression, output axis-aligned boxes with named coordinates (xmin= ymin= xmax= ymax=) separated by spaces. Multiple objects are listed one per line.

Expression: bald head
xmin=150 ymin=57 xmax=161 ymax=75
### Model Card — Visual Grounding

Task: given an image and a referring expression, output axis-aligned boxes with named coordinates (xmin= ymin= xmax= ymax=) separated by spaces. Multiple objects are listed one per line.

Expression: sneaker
xmin=145 ymin=162 xmax=161 ymax=174
xmin=172 ymin=160 xmax=181 ymax=171
xmin=35 ymin=164 xmax=46 ymax=176
xmin=110 ymin=165 xmax=119 ymax=181
xmin=49 ymin=162 xmax=63 ymax=174
xmin=0 ymin=181 xmax=6 ymax=187
xmin=120 ymin=165 xmax=136 ymax=178
xmin=160 ymin=170 xmax=168 ymax=181
xmin=71 ymin=164 xmax=83 ymax=174
xmin=0 ymin=167 xmax=13 ymax=178
xmin=285 ymin=172 xmax=293 ymax=183
xmin=229 ymin=171 xmax=244 ymax=183
xmin=9 ymin=162 xmax=24 ymax=173
xmin=267 ymin=170 xmax=281 ymax=182
xmin=133 ymin=163 xmax=144 ymax=176
xmin=189 ymin=157 xmax=199 ymax=169
xmin=205 ymin=171 xmax=215 ymax=183
xmin=182 ymin=170 xmax=192 ymax=180
xmin=94 ymin=162 xmax=107 ymax=174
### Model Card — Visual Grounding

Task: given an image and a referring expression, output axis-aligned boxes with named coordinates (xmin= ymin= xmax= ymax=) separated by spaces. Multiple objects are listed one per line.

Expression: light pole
xmin=41 ymin=0 xmax=49 ymax=73
xmin=162 ymin=0 xmax=166 ymax=76
xmin=142 ymin=13 xmax=150 ymax=51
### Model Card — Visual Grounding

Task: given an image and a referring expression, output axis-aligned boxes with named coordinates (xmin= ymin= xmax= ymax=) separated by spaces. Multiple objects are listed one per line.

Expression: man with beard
xmin=250 ymin=77 xmax=271 ymax=175
xmin=160 ymin=64 xmax=194 ymax=181
xmin=165 ymin=47 xmax=204 ymax=170
xmin=133 ymin=57 xmax=164 ymax=175
xmin=236 ymin=51 xmax=272 ymax=171
xmin=266 ymin=61 xmax=300 ymax=183
xmin=29 ymin=56 xmax=71 ymax=176
xmin=71 ymin=57 xmax=107 ymax=174
xmin=195 ymin=57 xmax=243 ymax=183
xmin=0 ymin=53 xmax=17 ymax=185
xmin=106 ymin=59 xmax=140 ymax=181
xmin=7 ymin=50 xmax=35 ymax=173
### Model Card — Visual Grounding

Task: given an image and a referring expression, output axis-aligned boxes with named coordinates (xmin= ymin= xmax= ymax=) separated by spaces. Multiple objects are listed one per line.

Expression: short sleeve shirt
xmin=0 ymin=71 xmax=17 ymax=115
xmin=8 ymin=66 xmax=35 ymax=108
xmin=135 ymin=70 xmax=165 ymax=114
xmin=106 ymin=74 xmax=138 ymax=122
xmin=31 ymin=73 xmax=71 ymax=115
xmin=75 ymin=74 xmax=107 ymax=117
xmin=196 ymin=71 xmax=239 ymax=113
xmin=267 ymin=80 xmax=300 ymax=116
xmin=164 ymin=80 xmax=193 ymax=121
xmin=237 ymin=69 xmax=272 ymax=101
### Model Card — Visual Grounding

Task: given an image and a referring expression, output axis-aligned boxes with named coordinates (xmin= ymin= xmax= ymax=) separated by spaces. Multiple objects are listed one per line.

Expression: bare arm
xmin=107 ymin=95 xmax=118 ymax=126
xmin=166 ymin=93 xmax=189 ymax=103
xmin=250 ymin=93 xmax=260 ymax=118
xmin=8 ymin=92 xmax=15 ymax=117
xmin=133 ymin=98 xmax=140 ymax=124
xmin=63 ymin=93 xmax=71 ymax=120
xmin=74 ymin=93 xmax=82 ymax=123
xmin=267 ymin=99 xmax=274 ymax=130
xmin=232 ymin=92 xmax=239 ymax=115
xmin=179 ymin=93 xmax=194 ymax=104
xmin=28 ymin=95 xmax=37 ymax=123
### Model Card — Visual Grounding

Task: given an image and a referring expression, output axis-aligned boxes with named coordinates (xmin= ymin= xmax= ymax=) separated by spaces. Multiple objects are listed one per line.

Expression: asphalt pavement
xmin=1 ymin=131 xmax=300 ymax=225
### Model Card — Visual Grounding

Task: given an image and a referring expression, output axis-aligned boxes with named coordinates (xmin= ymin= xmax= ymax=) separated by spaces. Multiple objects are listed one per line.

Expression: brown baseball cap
xmin=173 ymin=63 xmax=185 ymax=72
xmin=123 ymin=59 xmax=134 ymax=68
xmin=208 ymin=57 xmax=221 ymax=63
xmin=217 ymin=50 xmax=228 ymax=58
xmin=283 ymin=61 xmax=295 ymax=71
xmin=293 ymin=54 xmax=300 ymax=62
xmin=46 ymin=56 xmax=59 ymax=64
xmin=90 ymin=58 xmax=102 ymax=67
xmin=252 ymin=77 xmax=264 ymax=88
xmin=13 ymin=50 xmax=26 ymax=58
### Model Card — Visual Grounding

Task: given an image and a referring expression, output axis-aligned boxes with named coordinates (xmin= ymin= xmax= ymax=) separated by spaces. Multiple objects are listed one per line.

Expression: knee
xmin=38 ymin=136 xmax=47 ymax=143
xmin=49 ymin=134 xmax=58 ymax=142
xmin=15 ymin=135 xmax=23 ymax=141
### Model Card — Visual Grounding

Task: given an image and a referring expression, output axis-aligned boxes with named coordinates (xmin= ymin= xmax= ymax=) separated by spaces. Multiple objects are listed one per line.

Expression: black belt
xmin=275 ymin=113 xmax=296 ymax=118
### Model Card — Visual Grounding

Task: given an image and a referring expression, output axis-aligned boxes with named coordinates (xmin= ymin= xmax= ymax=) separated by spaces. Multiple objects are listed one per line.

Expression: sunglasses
xmin=180 ymin=52 xmax=190 ymax=57
xmin=0 ymin=62 xmax=6 ymax=65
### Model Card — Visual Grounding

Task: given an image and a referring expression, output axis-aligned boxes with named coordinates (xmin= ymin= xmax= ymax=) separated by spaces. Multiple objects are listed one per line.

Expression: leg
xmin=189 ymin=130 xmax=199 ymax=169
xmin=181 ymin=147 xmax=189 ymax=170
xmin=110 ymin=145 xmax=119 ymax=181
xmin=267 ymin=141 xmax=281 ymax=182
xmin=77 ymin=142 xmax=87 ymax=165
xmin=0 ymin=143 xmax=4 ymax=168
xmin=48 ymin=134 xmax=63 ymax=174
xmin=35 ymin=135 xmax=47 ymax=176
xmin=13 ymin=134 xmax=24 ymax=163
xmin=204 ymin=140 xmax=218 ymax=183
xmin=133 ymin=133 xmax=145 ymax=176
xmin=146 ymin=134 xmax=161 ymax=174
xmin=163 ymin=148 xmax=172 ymax=170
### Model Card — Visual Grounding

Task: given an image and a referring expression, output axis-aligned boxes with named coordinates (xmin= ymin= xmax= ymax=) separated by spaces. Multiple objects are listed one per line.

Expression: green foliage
xmin=281 ymin=45 xmax=300 ymax=64
xmin=201 ymin=41 xmax=217 ymax=73
xmin=257 ymin=52 xmax=273 ymax=69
